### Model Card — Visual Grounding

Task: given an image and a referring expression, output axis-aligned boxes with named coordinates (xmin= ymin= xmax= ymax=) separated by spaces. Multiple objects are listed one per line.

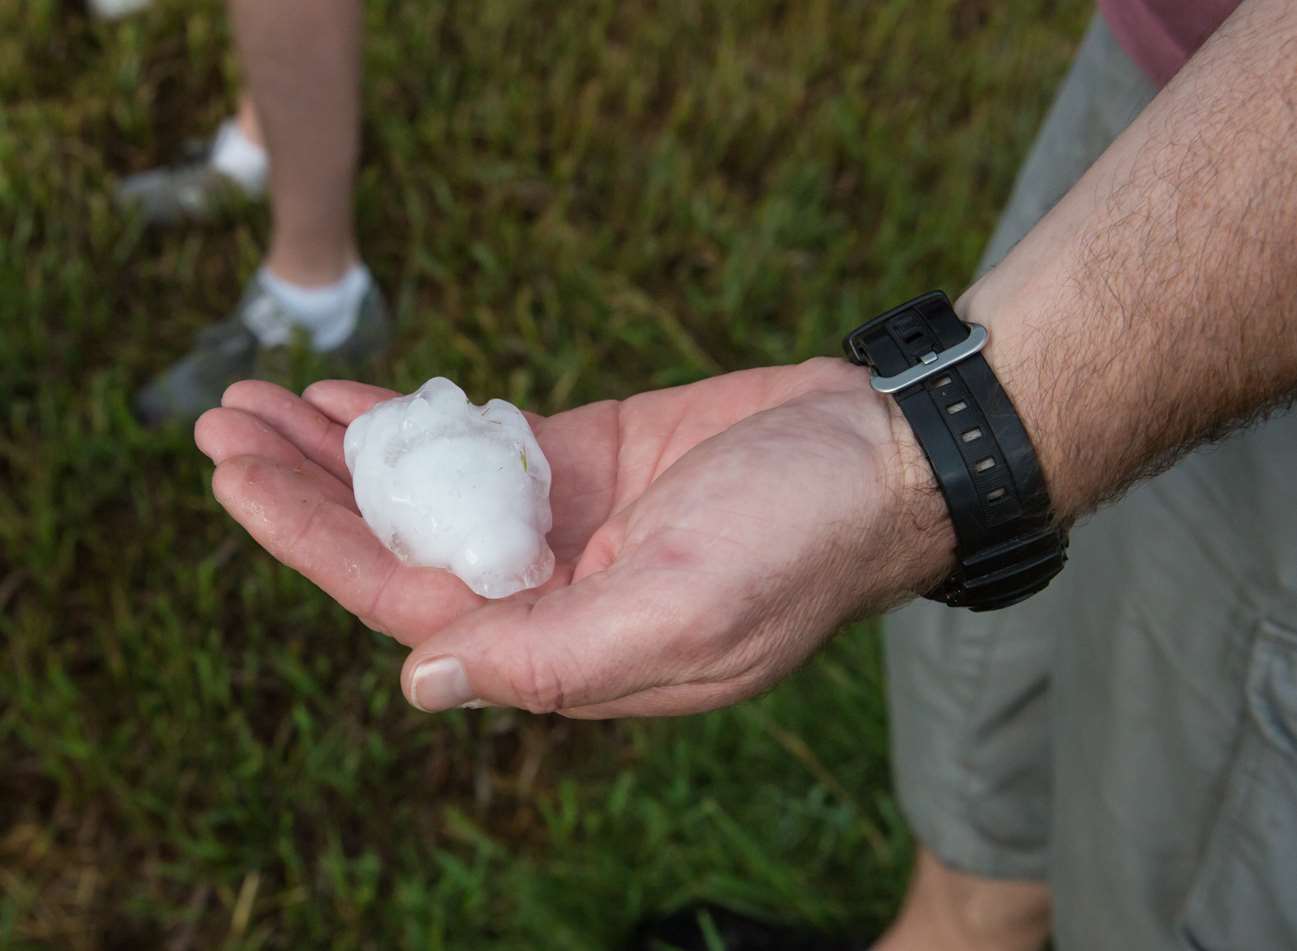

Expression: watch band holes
xmin=987 ymin=488 xmax=1007 ymax=502
xmin=975 ymin=456 xmax=996 ymax=473
xmin=947 ymin=400 xmax=968 ymax=415
xmin=933 ymin=375 xmax=953 ymax=390
xmin=961 ymin=428 xmax=983 ymax=443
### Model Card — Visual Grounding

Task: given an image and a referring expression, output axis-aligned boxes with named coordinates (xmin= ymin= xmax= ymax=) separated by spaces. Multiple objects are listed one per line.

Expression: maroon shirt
xmin=1099 ymin=0 xmax=1241 ymax=86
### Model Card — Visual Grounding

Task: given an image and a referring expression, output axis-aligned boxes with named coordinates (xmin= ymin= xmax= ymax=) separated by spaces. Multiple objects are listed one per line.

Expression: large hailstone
xmin=343 ymin=378 xmax=554 ymax=599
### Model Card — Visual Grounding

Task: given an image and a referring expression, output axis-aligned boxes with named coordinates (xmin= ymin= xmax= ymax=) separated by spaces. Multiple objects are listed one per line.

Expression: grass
xmin=0 ymin=0 xmax=1088 ymax=947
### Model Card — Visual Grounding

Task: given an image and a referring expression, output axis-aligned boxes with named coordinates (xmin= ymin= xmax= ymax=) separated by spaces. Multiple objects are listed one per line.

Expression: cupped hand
xmin=195 ymin=358 xmax=949 ymax=718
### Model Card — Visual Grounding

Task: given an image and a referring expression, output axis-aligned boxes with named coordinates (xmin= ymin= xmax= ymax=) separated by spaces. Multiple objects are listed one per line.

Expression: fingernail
xmin=409 ymin=656 xmax=475 ymax=712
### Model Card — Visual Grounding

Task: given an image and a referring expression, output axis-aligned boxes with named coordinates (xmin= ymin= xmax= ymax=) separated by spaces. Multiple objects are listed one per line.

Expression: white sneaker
xmin=116 ymin=121 xmax=268 ymax=226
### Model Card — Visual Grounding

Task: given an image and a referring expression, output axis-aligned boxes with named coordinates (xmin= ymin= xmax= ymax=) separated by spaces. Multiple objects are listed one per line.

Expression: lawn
xmin=0 ymin=0 xmax=1088 ymax=947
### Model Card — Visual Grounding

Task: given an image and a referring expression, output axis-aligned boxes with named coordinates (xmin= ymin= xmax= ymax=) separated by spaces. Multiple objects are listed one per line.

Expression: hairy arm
xmin=197 ymin=0 xmax=1297 ymax=717
xmin=897 ymin=0 xmax=1297 ymax=563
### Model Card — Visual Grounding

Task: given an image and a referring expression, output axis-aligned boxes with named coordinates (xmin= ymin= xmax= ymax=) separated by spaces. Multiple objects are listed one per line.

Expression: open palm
xmin=196 ymin=358 xmax=926 ymax=717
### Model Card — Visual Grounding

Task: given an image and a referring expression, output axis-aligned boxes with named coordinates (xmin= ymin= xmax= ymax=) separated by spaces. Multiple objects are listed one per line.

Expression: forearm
xmin=960 ymin=0 xmax=1297 ymax=524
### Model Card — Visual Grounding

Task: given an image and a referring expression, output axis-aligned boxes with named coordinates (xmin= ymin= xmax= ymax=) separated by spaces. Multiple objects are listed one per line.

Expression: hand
xmin=195 ymin=358 xmax=952 ymax=718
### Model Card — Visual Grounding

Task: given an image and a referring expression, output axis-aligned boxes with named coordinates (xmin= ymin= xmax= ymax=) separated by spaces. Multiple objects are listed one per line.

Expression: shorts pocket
xmin=1176 ymin=620 xmax=1297 ymax=950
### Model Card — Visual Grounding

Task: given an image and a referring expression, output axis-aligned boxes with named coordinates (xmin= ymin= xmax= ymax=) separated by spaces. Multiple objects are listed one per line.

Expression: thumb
xmin=398 ymin=564 xmax=687 ymax=715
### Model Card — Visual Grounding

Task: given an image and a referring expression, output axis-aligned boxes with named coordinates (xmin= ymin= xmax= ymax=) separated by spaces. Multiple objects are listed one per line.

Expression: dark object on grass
xmin=630 ymin=903 xmax=871 ymax=951
xmin=133 ymin=274 xmax=390 ymax=426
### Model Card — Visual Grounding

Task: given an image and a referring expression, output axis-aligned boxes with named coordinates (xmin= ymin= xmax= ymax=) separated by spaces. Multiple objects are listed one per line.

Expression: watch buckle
xmin=868 ymin=323 xmax=989 ymax=395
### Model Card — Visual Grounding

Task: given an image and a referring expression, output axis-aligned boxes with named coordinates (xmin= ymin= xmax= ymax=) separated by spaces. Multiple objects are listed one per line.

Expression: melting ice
xmin=343 ymin=378 xmax=554 ymax=599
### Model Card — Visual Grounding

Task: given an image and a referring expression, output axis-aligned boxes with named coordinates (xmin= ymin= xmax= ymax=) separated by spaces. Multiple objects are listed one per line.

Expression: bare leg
xmin=227 ymin=0 xmax=362 ymax=286
xmin=873 ymin=847 xmax=1052 ymax=951
xmin=234 ymin=92 xmax=264 ymax=149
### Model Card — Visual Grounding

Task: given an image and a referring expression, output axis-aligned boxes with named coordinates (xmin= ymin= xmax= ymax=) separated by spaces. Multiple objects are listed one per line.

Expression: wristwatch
xmin=843 ymin=291 xmax=1067 ymax=611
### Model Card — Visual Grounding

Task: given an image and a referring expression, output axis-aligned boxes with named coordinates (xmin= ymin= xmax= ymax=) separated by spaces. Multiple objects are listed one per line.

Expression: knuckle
xmin=210 ymin=458 xmax=253 ymax=503
xmin=510 ymin=650 xmax=569 ymax=714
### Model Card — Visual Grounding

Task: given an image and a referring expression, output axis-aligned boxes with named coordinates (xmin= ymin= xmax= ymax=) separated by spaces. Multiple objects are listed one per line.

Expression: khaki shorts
xmin=885 ymin=16 xmax=1297 ymax=951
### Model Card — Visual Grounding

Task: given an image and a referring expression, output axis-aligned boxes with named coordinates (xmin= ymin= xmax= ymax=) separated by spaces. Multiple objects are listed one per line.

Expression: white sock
xmin=246 ymin=264 xmax=372 ymax=350
xmin=209 ymin=120 xmax=269 ymax=195
xmin=88 ymin=0 xmax=151 ymax=20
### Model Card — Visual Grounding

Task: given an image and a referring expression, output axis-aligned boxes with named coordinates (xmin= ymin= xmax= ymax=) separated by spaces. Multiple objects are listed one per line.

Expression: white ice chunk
xmin=343 ymin=378 xmax=554 ymax=599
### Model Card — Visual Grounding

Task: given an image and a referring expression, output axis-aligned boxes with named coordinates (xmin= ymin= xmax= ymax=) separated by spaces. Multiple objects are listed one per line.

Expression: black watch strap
xmin=843 ymin=291 xmax=1067 ymax=611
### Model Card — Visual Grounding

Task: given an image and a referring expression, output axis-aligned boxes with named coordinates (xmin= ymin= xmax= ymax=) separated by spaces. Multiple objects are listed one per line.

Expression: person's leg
xmin=228 ymin=0 xmax=362 ymax=286
xmin=874 ymin=849 xmax=1050 ymax=951
xmin=132 ymin=0 xmax=389 ymax=425
xmin=883 ymin=402 xmax=1297 ymax=951
xmin=879 ymin=15 xmax=1156 ymax=950
xmin=233 ymin=92 xmax=264 ymax=150
xmin=119 ymin=1 xmax=360 ymax=271
xmin=1045 ymin=409 xmax=1297 ymax=949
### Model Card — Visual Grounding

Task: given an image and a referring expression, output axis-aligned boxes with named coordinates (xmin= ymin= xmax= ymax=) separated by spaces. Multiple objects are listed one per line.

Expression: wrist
xmin=792 ymin=358 xmax=958 ymax=603
xmin=841 ymin=287 xmax=1070 ymax=611
xmin=879 ymin=390 xmax=960 ymax=597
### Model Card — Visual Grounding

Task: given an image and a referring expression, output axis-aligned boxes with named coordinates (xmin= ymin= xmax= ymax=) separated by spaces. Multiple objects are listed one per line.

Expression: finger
xmin=195 ymin=407 xmax=359 ymax=513
xmin=304 ymin=378 xmax=553 ymax=438
xmin=524 ymin=400 xmax=621 ymax=562
xmin=221 ymin=380 xmax=352 ymax=484
xmin=212 ymin=455 xmax=482 ymax=644
xmin=301 ymin=379 xmax=398 ymax=426
xmin=398 ymin=554 xmax=699 ymax=714
xmin=559 ymin=680 xmax=755 ymax=719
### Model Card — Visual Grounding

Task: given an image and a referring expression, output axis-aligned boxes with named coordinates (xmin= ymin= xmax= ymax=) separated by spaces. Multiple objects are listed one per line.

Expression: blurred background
xmin=1 ymin=0 xmax=1087 ymax=946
